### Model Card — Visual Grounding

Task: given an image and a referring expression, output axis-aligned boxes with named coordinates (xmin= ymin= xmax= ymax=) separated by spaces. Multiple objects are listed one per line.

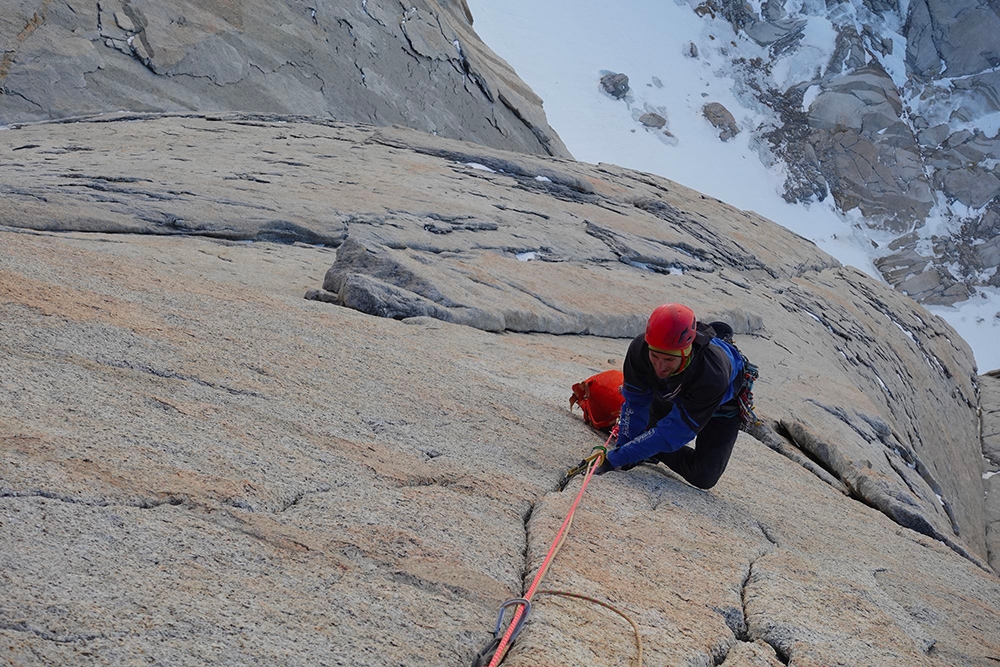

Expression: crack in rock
xmin=389 ymin=569 xmax=475 ymax=601
xmin=396 ymin=475 xmax=463 ymax=490
xmin=278 ymin=490 xmax=307 ymax=513
xmin=493 ymin=204 xmax=550 ymax=220
xmin=781 ymin=419 xmax=991 ymax=573
xmin=806 ymin=399 xmax=964 ymax=539
xmin=756 ymin=521 xmax=779 ymax=547
xmin=0 ymin=186 xmax=49 ymax=202
xmin=95 ymin=357 xmax=266 ymax=398
xmin=744 ymin=420 xmax=850 ymax=494
xmin=519 ymin=500 xmax=535 ymax=591
xmin=56 ymin=178 xmax=183 ymax=201
xmin=736 ymin=563 xmax=754 ymax=642
xmin=372 ymin=137 xmax=590 ymax=194
xmin=1 ymin=87 xmax=44 ymax=111
xmin=496 ymin=92 xmax=559 ymax=156
xmin=0 ymin=621 xmax=102 ymax=644
xmin=779 ymin=297 xmax=852 ymax=343
xmin=0 ymin=489 xmax=185 ymax=509
xmin=715 ymin=544 xmax=789 ymax=665
xmin=634 ymin=199 xmax=778 ymax=277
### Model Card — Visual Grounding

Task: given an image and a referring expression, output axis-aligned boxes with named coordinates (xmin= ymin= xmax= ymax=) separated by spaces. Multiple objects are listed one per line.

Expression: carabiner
xmin=492 ymin=597 xmax=532 ymax=641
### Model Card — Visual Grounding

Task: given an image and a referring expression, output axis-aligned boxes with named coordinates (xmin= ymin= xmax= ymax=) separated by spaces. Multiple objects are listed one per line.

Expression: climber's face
xmin=649 ymin=349 xmax=685 ymax=378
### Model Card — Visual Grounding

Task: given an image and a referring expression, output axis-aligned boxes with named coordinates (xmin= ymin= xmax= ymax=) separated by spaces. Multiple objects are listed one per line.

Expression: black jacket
xmin=607 ymin=325 xmax=742 ymax=468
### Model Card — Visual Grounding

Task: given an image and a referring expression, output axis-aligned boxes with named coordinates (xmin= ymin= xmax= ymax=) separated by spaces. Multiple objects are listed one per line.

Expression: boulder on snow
xmin=639 ymin=112 xmax=667 ymax=129
xmin=600 ymin=72 xmax=630 ymax=100
xmin=702 ymin=102 xmax=740 ymax=141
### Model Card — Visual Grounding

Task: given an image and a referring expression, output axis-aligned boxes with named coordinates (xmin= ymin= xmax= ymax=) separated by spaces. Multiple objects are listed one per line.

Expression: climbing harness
xmin=472 ymin=433 xmax=642 ymax=667
xmin=737 ymin=352 xmax=760 ymax=429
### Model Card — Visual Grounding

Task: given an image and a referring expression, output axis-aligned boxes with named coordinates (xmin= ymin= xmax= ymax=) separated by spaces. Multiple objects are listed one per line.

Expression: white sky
xmin=466 ymin=0 xmax=1000 ymax=373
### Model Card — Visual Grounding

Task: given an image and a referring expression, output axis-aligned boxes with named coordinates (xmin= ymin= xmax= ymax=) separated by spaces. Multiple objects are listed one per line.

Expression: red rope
xmin=485 ymin=433 xmax=612 ymax=667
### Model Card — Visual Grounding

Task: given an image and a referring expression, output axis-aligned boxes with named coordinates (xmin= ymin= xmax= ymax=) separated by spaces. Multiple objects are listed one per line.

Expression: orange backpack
xmin=569 ymin=370 xmax=625 ymax=430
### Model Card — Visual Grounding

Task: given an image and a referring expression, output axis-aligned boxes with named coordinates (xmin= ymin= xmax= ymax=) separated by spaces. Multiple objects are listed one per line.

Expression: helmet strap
xmin=676 ymin=350 xmax=692 ymax=374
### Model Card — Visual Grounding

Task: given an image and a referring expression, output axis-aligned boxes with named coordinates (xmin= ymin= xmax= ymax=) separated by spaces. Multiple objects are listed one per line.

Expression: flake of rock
xmin=113 ymin=11 xmax=135 ymax=32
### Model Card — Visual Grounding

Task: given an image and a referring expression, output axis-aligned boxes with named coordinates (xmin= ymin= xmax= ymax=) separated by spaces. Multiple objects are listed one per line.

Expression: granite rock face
xmin=1 ymin=115 xmax=998 ymax=665
xmin=0 ymin=0 xmax=569 ymax=158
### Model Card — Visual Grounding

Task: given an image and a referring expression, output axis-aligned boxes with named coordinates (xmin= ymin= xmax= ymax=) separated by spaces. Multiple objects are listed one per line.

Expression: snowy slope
xmin=466 ymin=0 xmax=1000 ymax=372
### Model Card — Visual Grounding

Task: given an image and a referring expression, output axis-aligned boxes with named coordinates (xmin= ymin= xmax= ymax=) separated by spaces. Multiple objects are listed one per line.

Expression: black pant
xmin=646 ymin=399 xmax=741 ymax=489
xmin=653 ymin=414 xmax=740 ymax=489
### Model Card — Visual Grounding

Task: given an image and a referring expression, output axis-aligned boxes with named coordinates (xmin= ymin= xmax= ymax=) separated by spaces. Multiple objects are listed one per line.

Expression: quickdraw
xmin=559 ymin=427 xmax=617 ymax=489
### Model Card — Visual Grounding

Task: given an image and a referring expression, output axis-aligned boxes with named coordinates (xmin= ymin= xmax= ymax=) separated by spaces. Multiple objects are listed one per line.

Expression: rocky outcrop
xmin=1 ymin=114 xmax=998 ymax=664
xmin=874 ymin=234 xmax=974 ymax=305
xmin=693 ymin=0 xmax=1000 ymax=305
xmin=0 ymin=0 xmax=569 ymax=158
xmin=905 ymin=0 xmax=1000 ymax=81
xmin=806 ymin=66 xmax=934 ymax=231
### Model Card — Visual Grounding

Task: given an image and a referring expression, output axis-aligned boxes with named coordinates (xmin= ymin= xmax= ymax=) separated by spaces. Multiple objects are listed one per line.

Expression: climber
xmin=594 ymin=303 xmax=746 ymax=489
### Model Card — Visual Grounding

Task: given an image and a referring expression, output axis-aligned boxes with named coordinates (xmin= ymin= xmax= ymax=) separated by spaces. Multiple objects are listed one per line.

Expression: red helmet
xmin=645 ymin=303 xmax=697 ymax=353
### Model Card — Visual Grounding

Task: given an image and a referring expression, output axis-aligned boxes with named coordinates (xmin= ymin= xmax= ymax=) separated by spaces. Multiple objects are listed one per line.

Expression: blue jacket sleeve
xmin=607 ymin=403 xmax=699 ymax=468
xmin=617 ymin=383 xmax=651 ymax=446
